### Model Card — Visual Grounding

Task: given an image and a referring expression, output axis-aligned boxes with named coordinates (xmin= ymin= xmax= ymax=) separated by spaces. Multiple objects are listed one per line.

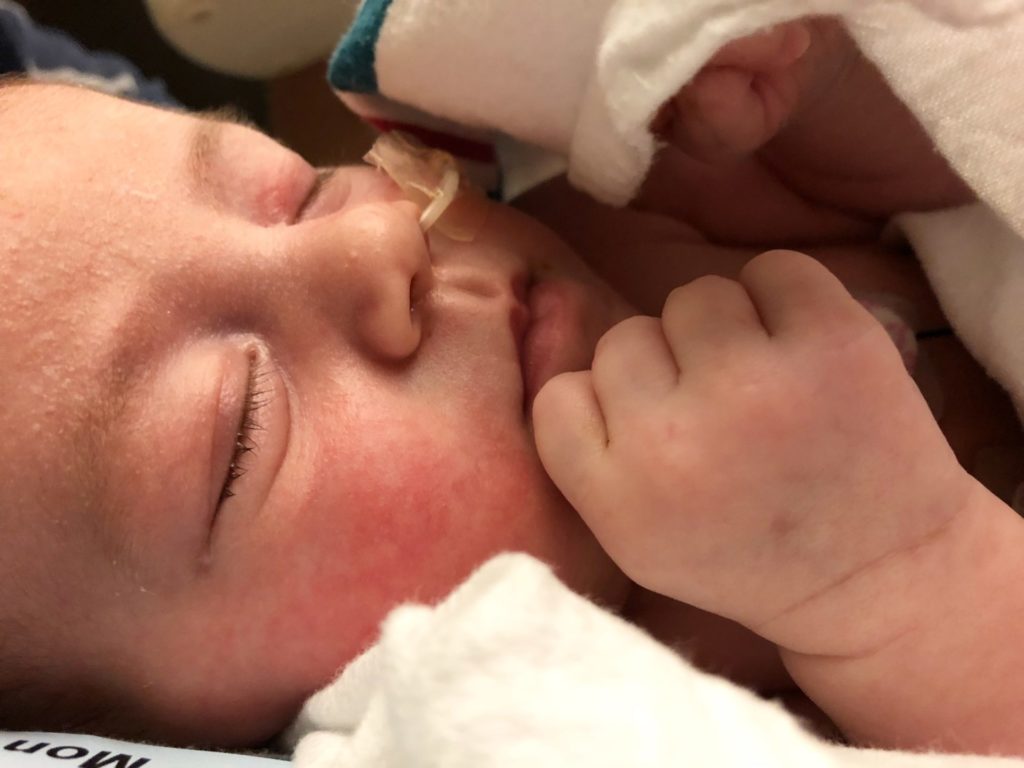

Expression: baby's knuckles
xmin=596 ymin=409 xmax=709 ymax=579
xmin=590 ymin=353 xmax=801 ymax=603
xmin=596 ymin=301 xmax=966 ymax=642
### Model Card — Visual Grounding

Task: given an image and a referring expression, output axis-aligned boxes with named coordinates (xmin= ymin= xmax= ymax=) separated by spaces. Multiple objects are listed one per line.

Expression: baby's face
xmin=0 ymin=84 xmax=633 ymax=744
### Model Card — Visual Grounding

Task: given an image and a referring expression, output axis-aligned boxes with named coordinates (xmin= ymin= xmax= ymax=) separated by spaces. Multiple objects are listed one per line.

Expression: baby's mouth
xmin=510 ymin=273 xmax=532 ymax=413
xmin=518 ymin=276 xmax=588 ymax=415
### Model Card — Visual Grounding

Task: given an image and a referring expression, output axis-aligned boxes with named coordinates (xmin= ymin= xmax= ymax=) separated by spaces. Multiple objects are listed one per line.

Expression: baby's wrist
xmin=775 ymin=482 xmax=1024 ymax=750
xmin=753 ymin=467 xmax=979 ymax=659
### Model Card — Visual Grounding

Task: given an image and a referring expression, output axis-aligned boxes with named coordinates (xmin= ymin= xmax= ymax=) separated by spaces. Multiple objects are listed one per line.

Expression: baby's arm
xmin=533 ymin=250 xmax=1024 ymax=754
xmin=781 ymin=481 xmax=1024 ymax=752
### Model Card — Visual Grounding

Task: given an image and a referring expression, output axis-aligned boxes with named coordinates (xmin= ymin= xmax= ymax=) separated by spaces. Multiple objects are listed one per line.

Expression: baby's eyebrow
xmin=185 ymin=108 xmax=259 ymax=202
xmin=186 ymin=118 xmax=221 ymax=200
xmin=198 ymin=104 xmax=257 ymax=130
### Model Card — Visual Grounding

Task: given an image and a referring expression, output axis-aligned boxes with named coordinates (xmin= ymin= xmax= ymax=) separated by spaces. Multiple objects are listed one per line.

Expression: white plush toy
xmin=144 ymin=0 xmax=356 ymax=78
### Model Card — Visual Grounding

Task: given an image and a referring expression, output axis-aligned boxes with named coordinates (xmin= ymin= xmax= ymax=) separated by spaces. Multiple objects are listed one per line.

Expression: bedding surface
xmin=0 ymin=731 xmax=281 ymax=768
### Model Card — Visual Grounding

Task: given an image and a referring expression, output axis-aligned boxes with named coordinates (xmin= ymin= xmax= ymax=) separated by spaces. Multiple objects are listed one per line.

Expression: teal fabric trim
xmin=328 ymin=0 xmax=395 ymax=94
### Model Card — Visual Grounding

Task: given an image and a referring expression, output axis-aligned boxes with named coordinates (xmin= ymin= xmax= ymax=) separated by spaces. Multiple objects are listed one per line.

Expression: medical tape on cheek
xmin=362 ymin=131 xmax=487 ymax=242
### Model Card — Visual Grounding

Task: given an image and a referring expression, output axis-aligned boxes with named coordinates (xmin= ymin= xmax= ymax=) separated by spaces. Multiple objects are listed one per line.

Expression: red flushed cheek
xmin=276 ymin=434 xmax=483 ymax=634
xmin=344 ymin=447 xmax=462 ymax=600
xmin=338 ymin=427 xmax=545 ymax=599
xmin=241 ymin=408 xmax=553 ymax=692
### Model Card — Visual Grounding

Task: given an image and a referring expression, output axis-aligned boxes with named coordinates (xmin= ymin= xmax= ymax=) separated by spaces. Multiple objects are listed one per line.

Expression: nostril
xmin=410 ymin=265 xmax=435 ymax=309
xmin=359 ymin=293 xmax=423 ymax=362
xmin=511 ymin=272 xmax=532 ymax=306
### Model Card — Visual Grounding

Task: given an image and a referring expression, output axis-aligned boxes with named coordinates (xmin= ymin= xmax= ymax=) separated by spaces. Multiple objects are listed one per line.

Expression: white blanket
xmin=287 ymin=554 xmax=1024 ymax=768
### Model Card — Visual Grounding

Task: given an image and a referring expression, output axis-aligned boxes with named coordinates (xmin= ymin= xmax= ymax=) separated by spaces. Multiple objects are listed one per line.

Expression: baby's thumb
xmin=532 ymin=370 xmax=609 ymax=514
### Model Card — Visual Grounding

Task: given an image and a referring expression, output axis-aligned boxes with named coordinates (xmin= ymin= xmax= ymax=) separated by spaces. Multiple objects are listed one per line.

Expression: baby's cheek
xmin=275 ymin=416 xmax=546 ymax=649
xmin=176 ymin=410 xmax=609 ymax=724
xmin=341 ymin=423 xmax=546 ymax=589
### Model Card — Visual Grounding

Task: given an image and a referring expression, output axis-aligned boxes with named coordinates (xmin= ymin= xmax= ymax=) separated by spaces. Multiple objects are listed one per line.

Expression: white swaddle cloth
xmin=332 ymin=0 xmax=1020 ymax=206
xmin=287 ymin=554 xmax=1024 ymax=768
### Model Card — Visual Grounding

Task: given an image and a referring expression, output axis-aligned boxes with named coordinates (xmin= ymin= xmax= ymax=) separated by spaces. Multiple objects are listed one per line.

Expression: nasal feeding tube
xmin=362 ymin=131 xmax=486 ymax=242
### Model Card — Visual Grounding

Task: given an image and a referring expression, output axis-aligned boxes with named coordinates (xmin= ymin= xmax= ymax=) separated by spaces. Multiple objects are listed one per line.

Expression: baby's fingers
xmin=533 ymin=370 xmax=609 ymax=511
xmin=707 ymin=23 xmax=810 ymax=72
xmin=662 ymin=275 xmax=768 ymax=368
xmin=591 ymin=316 xmax=678 ymax=431
xmin=740 ymin=250 xmax=872 ymax=338
xmin=655 ymin=22 xmax=810 ymax=161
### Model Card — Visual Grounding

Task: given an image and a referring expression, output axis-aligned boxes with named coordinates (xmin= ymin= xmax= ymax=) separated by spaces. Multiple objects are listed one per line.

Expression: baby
xmin=0 ymin=77 xmax=634 ymax=745
xmin=0 ymin=15 xmax=1022 ymax=759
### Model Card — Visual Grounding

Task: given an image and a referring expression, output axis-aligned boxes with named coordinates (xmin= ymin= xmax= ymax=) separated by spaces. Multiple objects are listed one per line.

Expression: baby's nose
xmin=289 ymin=200 xmax=433 ymax=362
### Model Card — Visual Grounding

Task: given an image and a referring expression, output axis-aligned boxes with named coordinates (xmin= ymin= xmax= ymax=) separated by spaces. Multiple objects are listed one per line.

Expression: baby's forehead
xmin=0 ymin=81 xmax=149 ymax=166
xmin=0 ymin=80 xmax=127 ymax=522
xmin=0 ymin=83 xmax=112 ymax=200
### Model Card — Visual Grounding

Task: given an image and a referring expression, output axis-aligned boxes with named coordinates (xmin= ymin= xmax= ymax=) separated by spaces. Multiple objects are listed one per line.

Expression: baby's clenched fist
xmin=533 ymin=250 xmax=973 ymax=656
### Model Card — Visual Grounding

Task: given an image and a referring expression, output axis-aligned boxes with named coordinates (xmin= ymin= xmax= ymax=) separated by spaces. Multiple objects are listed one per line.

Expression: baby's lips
xmin=363 ymin=131 xmax=487 ymax=242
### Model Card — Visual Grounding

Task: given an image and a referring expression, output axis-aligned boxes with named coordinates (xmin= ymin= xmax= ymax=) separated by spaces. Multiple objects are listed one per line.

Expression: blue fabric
xmin=328 ymin=0 xmax=395 ymax=94
xmin=0 ymin=1 xmax=178 ymax=105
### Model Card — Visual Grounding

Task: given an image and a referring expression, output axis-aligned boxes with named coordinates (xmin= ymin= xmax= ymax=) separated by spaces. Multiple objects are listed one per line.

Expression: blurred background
xmin=14 ymin=0 xmax=374 ymax=164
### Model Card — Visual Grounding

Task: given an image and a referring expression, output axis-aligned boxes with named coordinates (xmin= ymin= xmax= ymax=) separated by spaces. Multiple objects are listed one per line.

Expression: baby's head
xmin=0 ymin=81 xmax=632 ymax=746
